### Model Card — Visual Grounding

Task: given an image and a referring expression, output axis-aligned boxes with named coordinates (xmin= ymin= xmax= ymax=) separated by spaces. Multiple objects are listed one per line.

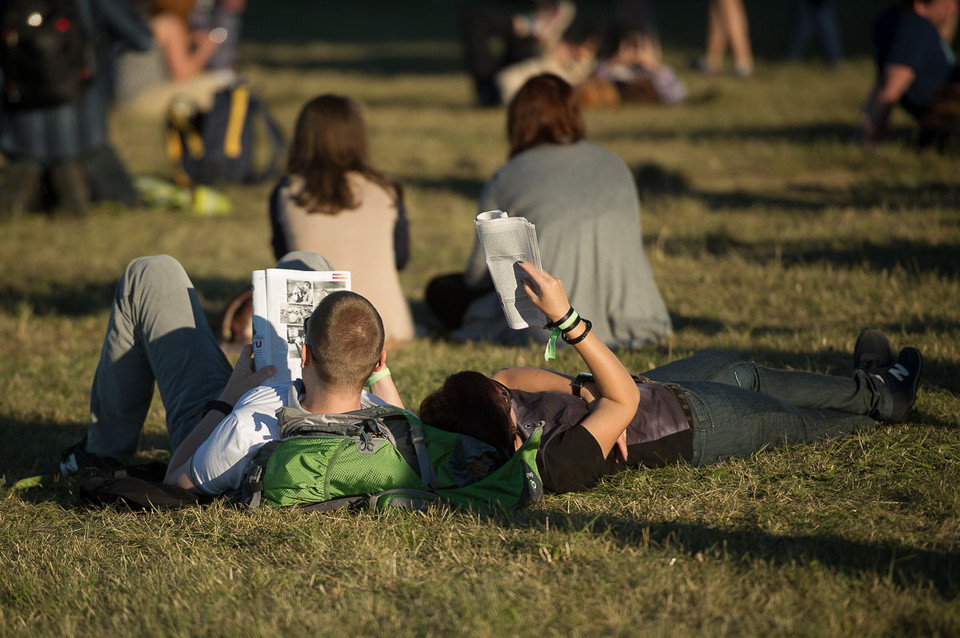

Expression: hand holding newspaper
xmin=251 ymin=268 xmax=351 ymax=383
xmin=474 ymin=210 xmax=545 ymax=329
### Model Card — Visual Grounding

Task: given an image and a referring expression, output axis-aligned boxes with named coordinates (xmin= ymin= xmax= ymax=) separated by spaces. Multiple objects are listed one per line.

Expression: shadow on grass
xmin=0 ymin=275 xmax=251 ymax=323
xmin=401 ymin=175 xmax=487 ymax=201
xmin=602 ymin=123 xmax=916 ymax=148
xmin=1 ymin=415 xmax=173 ymax=481
xmin=635 ymin=159 xmax=960 ymax=215
xmin=514 ymin=510 xmax=959 ymax=599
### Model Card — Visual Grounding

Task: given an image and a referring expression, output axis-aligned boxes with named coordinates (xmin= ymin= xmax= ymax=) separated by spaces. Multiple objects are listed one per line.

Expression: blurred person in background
xmin=860 ymin=0 xmax=960 ymax=150
xmin=0 ymin=0 xmax=152 ymax=218
xmin=691 ymin=0 xmax=754 ymax=78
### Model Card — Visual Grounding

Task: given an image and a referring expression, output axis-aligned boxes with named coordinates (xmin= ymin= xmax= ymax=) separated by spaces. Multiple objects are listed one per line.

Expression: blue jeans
xmin=643 ymin=351 xmax=891 ymax=466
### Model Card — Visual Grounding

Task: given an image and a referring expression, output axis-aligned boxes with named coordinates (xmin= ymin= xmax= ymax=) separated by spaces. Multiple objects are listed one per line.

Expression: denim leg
xmin=85 ymin=255 xmax=232 ymax=461
xmin=643 ymin=350 xmax=746 ymax=384
xmin=683 ymin=381 xmax=877 ymax=467
xmin=813 ymin=1 xmax=844 ymax=64
xmin=644 ymin=350 xmax=892 ymax=419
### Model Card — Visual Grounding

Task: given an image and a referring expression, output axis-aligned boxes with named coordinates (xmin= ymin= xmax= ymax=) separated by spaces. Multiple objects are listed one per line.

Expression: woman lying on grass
xmin=420 ymin=262 xmax=924 ymax=493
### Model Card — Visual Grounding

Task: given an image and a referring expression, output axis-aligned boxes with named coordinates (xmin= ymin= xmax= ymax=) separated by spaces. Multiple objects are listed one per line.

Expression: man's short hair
xmin=305 ymin=291 xmax=384 ymax=392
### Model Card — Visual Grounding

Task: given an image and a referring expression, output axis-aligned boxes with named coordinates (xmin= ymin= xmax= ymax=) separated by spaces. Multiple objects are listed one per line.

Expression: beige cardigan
xmin=275 ymin=173 xmax=414 ymax=346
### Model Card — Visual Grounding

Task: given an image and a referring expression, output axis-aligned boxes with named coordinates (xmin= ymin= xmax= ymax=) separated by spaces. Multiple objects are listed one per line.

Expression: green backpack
xmin=239 ymin=403 xmax=543 ymax=512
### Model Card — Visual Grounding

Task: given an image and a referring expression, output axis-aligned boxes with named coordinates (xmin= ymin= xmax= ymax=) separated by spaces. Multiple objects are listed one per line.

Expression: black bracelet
xmin=544 ymin=306 xmax=576 ymax=330
xmin=560 ymin=314 xmax=582 ymax=334
xmin=561 ymin=318 xmax=592 ymax=345
xmin=201 ymin=399 xmax=234 ymax=418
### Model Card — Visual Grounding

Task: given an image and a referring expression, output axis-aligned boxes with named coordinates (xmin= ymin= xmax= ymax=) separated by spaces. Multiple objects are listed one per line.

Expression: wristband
xmin=544 ymin=306 xmax=577 ymax=330
xmin=543 ymin=308 xmax=580 ymax=361
xmin=366 ymin=367 xmax=391 ymax=387
xmin=561 ymin=318 xmax=592 ymax=345
xmin=571 ymin=372 xmax=593 ymax=398
xmin=201 ymin=399 xmax=233 ymax=419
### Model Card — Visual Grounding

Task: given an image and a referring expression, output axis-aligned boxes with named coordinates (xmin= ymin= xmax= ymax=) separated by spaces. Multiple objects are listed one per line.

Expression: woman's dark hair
xmin=287 ymin=94 xmax=398 ymax=214
xmin=507 ymin=73 xmax=586 ymax=158
xmin=419 ymin=371 xmax=516 ymax=453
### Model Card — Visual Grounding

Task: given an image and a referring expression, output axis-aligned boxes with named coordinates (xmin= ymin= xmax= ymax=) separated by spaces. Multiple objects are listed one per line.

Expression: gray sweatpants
xmin=85 ymin=252 xmax=331 ymax=462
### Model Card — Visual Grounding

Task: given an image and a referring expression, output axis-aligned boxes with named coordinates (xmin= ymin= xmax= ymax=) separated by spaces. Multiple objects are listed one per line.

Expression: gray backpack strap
xmin=409 ymin=424 xmax=440 ymax=489
xmin=367 ymin=488 xmax=441 ymax=511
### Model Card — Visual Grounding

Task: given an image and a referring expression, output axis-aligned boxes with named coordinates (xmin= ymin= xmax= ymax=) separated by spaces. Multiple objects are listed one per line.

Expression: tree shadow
xmin=0 ymin=275 xmax=251 ymax=324
xmin=633 ymin=161 xmax=960 ymax=276
xmin=599 ymin=123 xmax=915 ymax=148
xmin=502 ymin=509 xmax=960 ymax=599
xmin=400 ymin=175 xmax=487 ymax=201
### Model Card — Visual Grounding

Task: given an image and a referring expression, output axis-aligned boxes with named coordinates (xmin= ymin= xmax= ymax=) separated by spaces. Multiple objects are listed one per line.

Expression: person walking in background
xmin=692 ymin=0 xmax=754 ymax=78
xmin=787 ymin=0 xmax=845 ymax=67
xmin=269 ymin=94 xmax=415 ymax=348
xmin=426 ymin=73 xmax=672 ymax=348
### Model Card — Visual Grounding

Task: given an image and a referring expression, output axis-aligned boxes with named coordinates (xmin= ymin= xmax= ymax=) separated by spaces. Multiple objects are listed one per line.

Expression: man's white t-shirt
xmin=189 ymin=382 xmax=384 ymax=496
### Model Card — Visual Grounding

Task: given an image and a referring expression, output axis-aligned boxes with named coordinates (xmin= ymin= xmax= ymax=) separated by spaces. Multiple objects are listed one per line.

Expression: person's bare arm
xmin=164 ymin=344 xmax=275 ymax=489
xmin=516 ymin=262 xmax=639 ymax=457
xmin=861 ymin=63 xmax=916 ymax=150
xmin=492 ymin=367 xmax=575 ymax=393
xmin=154 ymin=13 xmax=221 ymax=81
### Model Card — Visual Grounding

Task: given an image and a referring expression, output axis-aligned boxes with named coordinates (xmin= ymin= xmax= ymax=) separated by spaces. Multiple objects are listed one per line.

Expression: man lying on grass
xmin=43 ymin=252 xmax=401 ymax=496
xmin=421 ymin=262 xmax=924 ymax=494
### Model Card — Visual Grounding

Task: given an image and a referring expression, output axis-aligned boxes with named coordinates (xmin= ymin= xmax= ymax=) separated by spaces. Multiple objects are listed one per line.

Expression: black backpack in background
xmin=165 ymin=81 xmax=285 ymax=187
xmin=0 ymin=0 xmax=96 ymax=109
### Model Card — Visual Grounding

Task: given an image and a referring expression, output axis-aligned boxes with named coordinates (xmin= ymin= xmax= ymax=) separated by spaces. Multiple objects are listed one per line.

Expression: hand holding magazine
xmin=251 ymin=268 xmax=351 ymax=383
xmin=474 ymin=210 xmax=545 ymax=329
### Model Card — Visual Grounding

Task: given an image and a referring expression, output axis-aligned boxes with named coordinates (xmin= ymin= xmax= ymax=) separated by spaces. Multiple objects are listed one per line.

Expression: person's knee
xmin=275 ymin=251 xmax=333 ymax=272
xmin=126 ymin=254 xmax=184 ymax=280
xmin=121 ymin=255 xmax=192 ymax=299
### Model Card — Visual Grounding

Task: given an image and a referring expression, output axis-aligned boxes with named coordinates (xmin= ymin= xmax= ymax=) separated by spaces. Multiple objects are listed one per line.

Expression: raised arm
xmin=515 ymin=262 xmax=639 ymax=457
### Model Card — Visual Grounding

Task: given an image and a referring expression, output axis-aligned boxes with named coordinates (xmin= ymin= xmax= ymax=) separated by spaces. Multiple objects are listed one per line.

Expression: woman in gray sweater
xmin=426 ymin=73 xmax=672 ymax=347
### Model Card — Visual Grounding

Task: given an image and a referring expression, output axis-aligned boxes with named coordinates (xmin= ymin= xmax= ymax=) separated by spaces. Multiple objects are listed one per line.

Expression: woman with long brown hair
xmin=269 ymin=94 xmax=414 ymax=347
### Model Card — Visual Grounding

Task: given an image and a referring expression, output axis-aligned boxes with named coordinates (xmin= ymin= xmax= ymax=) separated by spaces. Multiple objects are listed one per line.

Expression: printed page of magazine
xmin=251 ymin=268 xmax=352 ymax=383
xmin=474 ymin=210 xmax=545 ymax=329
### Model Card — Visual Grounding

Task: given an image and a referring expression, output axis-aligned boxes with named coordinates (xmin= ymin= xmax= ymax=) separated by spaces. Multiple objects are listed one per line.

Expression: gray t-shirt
xmin=456 ymin=140 xmax=672 ymax=347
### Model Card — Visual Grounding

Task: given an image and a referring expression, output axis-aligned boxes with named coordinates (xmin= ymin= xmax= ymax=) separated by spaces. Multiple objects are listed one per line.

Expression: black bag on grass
xmin=165 ymin=81 xmax=284 ymax=187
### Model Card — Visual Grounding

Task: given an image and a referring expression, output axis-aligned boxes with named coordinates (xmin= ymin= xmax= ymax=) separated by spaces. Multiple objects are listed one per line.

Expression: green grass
xmin=1 ymin=1 xmax=958 ymax=635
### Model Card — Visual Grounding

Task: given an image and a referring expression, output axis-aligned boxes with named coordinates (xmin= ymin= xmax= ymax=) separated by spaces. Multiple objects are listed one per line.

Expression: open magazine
xmin=474 ymin=210 xmax=545 ymax=329
xmin=251 ymin=268 xmax=351 ymax=383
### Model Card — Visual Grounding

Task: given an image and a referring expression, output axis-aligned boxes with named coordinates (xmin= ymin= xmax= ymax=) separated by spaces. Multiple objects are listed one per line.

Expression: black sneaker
xmin=39 ymin=438 xmax=120 ymax=478
xmin=853 ymin=328 xmax=894 ymax=375
xmin=880 ymin=347 xmax=923 ymax=422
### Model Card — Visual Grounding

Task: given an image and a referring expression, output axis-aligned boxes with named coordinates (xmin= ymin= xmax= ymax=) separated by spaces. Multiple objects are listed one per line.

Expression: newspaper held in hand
xmin=475 ymin=210 xmax=546 ymax=329
xmin=251 ymin=268 xmax=351 ymax=383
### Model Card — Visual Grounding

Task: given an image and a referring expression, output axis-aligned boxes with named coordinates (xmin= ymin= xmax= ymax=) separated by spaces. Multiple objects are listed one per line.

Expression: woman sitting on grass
xmin=425 ymin=73 xmax=672 ymax=347
xmin=420 ymin=262 xmax=924 ymax=494
xmin=269 ymin=94 xmax=414 ymax=348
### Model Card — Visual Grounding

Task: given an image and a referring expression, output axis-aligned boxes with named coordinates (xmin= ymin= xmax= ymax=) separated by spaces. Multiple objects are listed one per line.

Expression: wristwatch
xmin=571 ymin=372 xmax=593 ymax=398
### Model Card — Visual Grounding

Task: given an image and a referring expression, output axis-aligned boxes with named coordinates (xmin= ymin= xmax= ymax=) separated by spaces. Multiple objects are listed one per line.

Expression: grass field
xmin=1 ymin=1 xmax=958 ymax=635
